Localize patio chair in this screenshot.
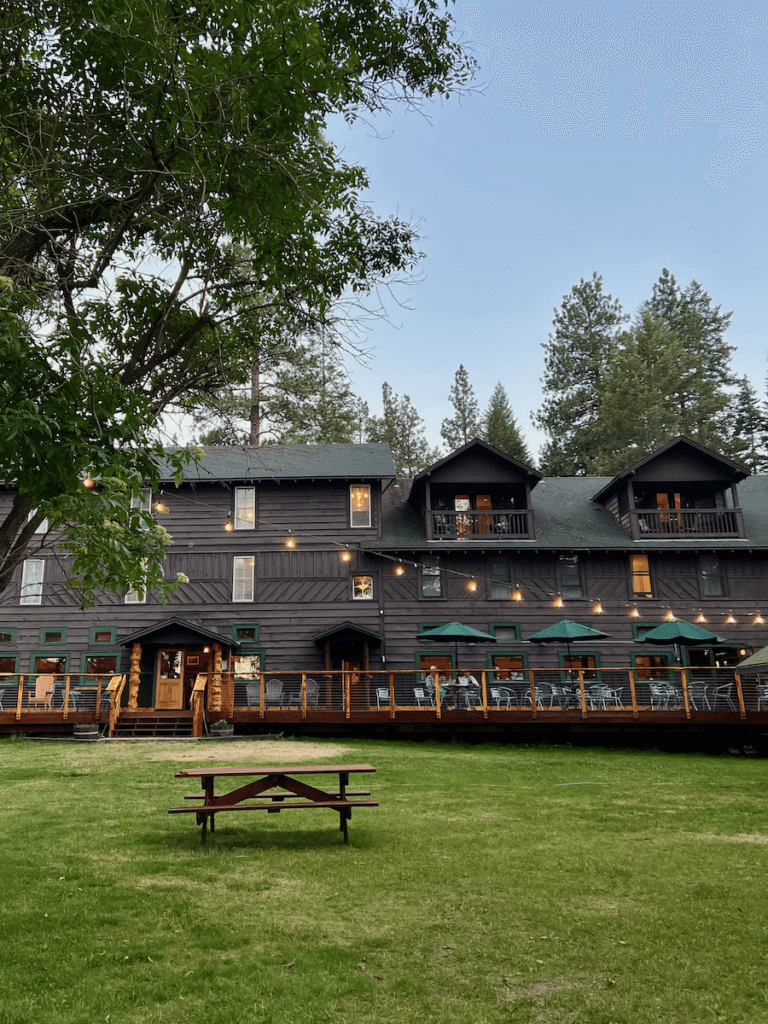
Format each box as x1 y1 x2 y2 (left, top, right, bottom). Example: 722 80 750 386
375 687 390 710
413 687 433 708
549 684 575 710
757 684 768 711
686 680 711 711
522 686 548 710
490 686 516 710
264 679 285 709
245 680 260 709
649 683 672 710
305 678 320 709
711 682 737 711
27 674 55 710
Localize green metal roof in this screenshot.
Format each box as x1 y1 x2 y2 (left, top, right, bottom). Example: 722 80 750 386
161 443 396 483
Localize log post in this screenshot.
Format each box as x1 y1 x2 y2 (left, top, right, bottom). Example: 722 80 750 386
128 643 141 710
210 643 222 713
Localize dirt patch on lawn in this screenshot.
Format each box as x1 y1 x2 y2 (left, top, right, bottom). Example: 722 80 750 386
147 739 353 764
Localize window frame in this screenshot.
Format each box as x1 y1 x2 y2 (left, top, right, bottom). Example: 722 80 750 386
80 651 121 681
558 554 583 600
39 626 67 645
0 627 17 647
234 486 256 530
486 649 529 681
413 649 456 672
30 650 71 675
630 650 673 682
20 559 45 606
629 553 654 598
0 652 20 675
130 488 152 512
417 621 451 639
89 626 117 645
232 649 266 678
488 621 521 641
349 484 372 528
233 556 255 603
558 650 602 684
420 565 443 600
232 623 261 643
351 575 374 600
699 554 725 598
632 621 664 641
488 560 512 600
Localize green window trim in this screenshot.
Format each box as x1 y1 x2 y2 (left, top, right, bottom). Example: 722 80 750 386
232 623 260 643
0 627 17 646
0 653 20 675
413 649 456 671
89 626 117 645
630 650 673 682
417 621 451 639
80 651 122 682
30 650 71 674
40 626 67 645
557 650 602 684
632 621 664 641
488 621 521 640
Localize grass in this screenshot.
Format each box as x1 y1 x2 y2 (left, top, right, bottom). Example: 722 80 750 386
2 736 768 1024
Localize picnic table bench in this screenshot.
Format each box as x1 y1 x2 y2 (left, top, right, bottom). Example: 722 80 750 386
169 764 377 845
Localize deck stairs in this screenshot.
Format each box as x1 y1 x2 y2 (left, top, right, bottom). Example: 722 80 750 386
111 711 194 739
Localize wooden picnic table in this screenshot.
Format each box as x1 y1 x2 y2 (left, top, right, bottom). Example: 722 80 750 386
169 764 377 845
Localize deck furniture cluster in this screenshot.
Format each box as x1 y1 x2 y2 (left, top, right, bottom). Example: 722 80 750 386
1 434 767 736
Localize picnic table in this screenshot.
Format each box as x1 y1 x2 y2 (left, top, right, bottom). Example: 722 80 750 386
169 764 377 845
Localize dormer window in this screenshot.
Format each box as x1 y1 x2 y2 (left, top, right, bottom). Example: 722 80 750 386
350 485 371 528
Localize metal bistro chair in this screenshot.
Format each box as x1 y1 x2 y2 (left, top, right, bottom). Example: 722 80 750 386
549 684 575 710
375 687 391 710
757 684 768 711
686 680 711 711
490 686 517 710
711 682 737 711
413 687 434 708
522 686 548 710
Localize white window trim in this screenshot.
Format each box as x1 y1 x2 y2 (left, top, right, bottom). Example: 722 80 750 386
350 484 372 528
234 486 256 530
20 559 44 606
27 509 49 534
130 488 152 512
233 556 255 603
352 575 374 600
125 560 148 604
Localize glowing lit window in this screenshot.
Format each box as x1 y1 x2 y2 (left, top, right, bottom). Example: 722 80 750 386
352 575 374 600
234 487 256 530
350 485 371 528
630 554 653 596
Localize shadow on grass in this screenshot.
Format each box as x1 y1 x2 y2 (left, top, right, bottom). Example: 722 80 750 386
162 823 377 854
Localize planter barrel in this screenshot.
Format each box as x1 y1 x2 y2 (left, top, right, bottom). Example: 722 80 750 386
210 724 234 738
73 723 99 742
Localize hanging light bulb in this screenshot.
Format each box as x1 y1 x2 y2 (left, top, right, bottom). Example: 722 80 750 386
593 600 603 615
554 594 564 609
726 611 736 624
224 513 234 532
696 611 707 623
512 585 523 602
665 609 676 621
395 564 405 576
630 605 640 618
154 501 167 513
754 612 764 625
340 548 352 563
467 578 477 592
285 531 296 549
83 475 95 489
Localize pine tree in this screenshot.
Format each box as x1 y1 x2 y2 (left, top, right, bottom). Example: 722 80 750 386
367 383 441 476
480 383 534 464
726 376 768 472
534 273 627 475
440 365 481 451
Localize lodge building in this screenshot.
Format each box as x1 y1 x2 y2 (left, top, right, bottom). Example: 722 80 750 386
2 435 768 737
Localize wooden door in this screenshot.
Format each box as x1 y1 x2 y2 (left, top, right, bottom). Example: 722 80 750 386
476 493 492 535
156 649 184 709
183 651 211 708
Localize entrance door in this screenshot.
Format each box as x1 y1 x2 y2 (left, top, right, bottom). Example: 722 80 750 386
156 649 184 709
182 650 212 708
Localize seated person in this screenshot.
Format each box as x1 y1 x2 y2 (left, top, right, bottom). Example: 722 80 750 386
456 668 479 709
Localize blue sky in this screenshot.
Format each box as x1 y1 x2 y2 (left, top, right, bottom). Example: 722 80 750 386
328 1 768 459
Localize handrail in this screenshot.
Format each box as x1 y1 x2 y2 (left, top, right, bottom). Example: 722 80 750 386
107 674 127 737
191 673 209 738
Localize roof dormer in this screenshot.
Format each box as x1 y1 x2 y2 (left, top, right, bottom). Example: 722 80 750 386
591 436 749 540
410 438 542 540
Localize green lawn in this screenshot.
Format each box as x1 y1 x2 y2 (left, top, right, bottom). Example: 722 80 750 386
3 736 768 1024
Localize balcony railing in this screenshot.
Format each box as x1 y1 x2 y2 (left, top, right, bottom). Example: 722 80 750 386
629 508 745 539
427 508 535 540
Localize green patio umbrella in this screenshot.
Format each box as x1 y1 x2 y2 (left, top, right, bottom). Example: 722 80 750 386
525 619 611 660
636 619 727 666
417 621 497 665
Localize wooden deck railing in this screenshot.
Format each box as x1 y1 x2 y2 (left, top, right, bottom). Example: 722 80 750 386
426 508 535 540
107 674 127 736
629 507 744 538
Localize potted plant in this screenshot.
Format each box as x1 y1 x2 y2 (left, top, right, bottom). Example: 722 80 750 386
209 719 234 738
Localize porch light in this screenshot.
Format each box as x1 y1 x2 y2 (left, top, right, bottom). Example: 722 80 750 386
593 600 603 615
726 611 736 624
630 605 640 618
512 586 523 602
696 612 707 623
553 594 564 609
203 646 210 653
755 613 764 625
467 578 477 592
665 609 676 621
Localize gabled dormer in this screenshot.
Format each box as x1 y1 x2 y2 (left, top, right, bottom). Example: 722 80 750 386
410 438 542 540
592 436 749 539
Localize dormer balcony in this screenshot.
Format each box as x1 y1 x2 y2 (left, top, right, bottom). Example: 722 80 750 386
628 507 745 539
427 508 535 540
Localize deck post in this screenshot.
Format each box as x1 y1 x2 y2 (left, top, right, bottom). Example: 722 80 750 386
735 672 746 719
481 670 488 719
15 673 24 720
301 673 307 718
389 672 395 719
95 676 103 723
680 668 691 719
259 672 265 719
63 674 71 720
628 670 639 718
578 670 587 719
128 643 141 710
435 677 442 719
344 672 351 718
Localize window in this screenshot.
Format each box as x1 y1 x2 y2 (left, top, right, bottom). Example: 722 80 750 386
0 654 18 674
559 555 582 599
489 653 527 680
350 485 371 528
632 652 672 681
560 652 600 682
0 629 16 646
233 557 255 602
130 488 152 512
232 624 260 642
27 509 49 533
90 627 117 644
700 555 724 597
630 554 653 597
489 561 512 599
233 651 264 678
40 628 66 645
124 582 146 604
421 566 442 598
352 575 374 600
33 653 68 675
83 654 119 677
234 487 256 530
489 622 521 641
20 559 44 605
